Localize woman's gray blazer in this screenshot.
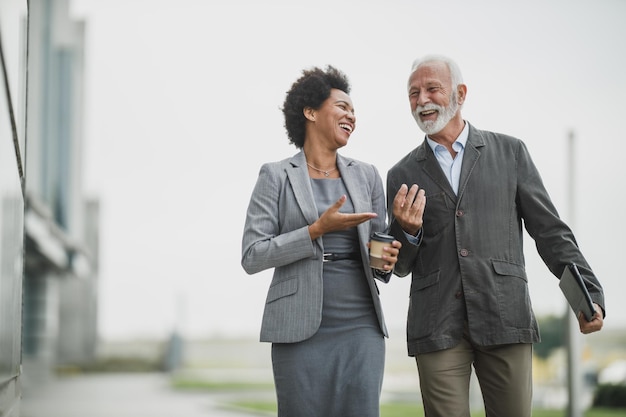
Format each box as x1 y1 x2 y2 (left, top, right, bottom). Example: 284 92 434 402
242 151 390 343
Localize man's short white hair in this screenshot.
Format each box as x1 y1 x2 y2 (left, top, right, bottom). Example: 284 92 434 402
407 54 464 92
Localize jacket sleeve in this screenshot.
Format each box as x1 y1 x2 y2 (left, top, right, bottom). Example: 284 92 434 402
388 219 420 277
241 163 316 275
515 140 605 314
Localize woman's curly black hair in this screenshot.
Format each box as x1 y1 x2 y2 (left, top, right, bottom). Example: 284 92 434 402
282 65 351 149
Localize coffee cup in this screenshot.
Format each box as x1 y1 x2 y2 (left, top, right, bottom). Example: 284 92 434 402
369 232 395 270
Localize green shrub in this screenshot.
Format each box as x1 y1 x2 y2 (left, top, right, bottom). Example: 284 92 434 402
592 384 626 408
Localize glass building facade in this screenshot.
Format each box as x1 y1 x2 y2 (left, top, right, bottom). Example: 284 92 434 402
23 0 98 372
0 1 27 415
0 1 99 413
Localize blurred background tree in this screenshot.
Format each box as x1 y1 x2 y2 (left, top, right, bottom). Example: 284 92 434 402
535 315 566 359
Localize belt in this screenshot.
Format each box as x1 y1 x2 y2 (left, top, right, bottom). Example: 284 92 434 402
323 252 361 262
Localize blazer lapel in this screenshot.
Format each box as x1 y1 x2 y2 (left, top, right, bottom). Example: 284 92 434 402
338 155 371 248
285 151 319 226
418 140 457 201
338 155 367 213
457 124 485 201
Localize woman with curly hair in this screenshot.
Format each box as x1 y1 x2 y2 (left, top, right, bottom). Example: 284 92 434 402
241 65 400 416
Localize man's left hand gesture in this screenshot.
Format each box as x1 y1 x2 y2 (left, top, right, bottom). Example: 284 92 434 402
579 303 604 334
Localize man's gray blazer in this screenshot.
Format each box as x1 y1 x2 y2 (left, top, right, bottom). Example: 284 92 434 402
242 151 390 343
386 123 605 356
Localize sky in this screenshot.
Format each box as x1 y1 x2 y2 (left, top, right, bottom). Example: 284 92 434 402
69 0 626 342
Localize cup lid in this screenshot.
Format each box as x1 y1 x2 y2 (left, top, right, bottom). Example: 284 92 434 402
370 232 395 242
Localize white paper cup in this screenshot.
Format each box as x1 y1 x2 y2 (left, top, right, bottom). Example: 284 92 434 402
369 232 395 270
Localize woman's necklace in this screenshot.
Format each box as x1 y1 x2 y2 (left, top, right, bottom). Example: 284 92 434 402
306 162 337 177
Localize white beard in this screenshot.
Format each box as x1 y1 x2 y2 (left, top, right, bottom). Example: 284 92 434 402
412 95 459 135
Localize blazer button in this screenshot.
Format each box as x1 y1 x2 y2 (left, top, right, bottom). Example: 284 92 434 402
460 249 469 257
455 291 463 299
456 210 464 217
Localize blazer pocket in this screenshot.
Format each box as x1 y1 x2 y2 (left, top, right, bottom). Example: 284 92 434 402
492 259 527 281
492 259 532 328
408 270 440 339
266 277 298 304
412 270 440 291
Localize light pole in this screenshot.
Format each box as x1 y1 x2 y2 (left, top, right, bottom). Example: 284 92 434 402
565 129 583 417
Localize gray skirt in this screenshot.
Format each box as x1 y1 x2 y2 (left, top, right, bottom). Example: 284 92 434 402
271 258 385 417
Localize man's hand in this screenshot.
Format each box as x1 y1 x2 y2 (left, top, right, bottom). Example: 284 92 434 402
393 184 426 236
579 303 604 334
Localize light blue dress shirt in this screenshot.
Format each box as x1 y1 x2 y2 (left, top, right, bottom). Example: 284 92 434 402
426 121 469 195
405 122 469 244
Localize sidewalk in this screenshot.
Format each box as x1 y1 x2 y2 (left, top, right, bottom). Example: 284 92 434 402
19 373 257 417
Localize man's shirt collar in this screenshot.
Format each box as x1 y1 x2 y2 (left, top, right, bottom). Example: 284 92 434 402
426 121 469 153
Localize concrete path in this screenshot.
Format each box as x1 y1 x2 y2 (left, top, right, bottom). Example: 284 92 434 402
19 373 258 417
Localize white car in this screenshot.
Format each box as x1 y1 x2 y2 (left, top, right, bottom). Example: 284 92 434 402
598 360 626 385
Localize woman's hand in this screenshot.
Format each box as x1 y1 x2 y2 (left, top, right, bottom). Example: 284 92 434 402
309 195 377 240
377 240 402 272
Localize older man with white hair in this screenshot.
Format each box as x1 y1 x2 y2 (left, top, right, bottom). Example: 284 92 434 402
385 54 606 417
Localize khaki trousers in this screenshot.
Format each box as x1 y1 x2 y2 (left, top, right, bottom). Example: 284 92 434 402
415 336 533 417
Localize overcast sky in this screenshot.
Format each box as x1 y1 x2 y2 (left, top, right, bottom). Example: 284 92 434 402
70 0 626 343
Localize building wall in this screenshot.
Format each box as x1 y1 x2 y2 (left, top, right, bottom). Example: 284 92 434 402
0 1 27 415
23 0 99 377
0 0 99 413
